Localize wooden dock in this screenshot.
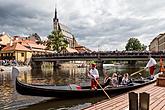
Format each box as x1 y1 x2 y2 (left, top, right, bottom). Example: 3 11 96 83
83 83 165 110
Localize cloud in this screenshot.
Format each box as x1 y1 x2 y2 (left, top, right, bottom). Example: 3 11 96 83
0 0 165 51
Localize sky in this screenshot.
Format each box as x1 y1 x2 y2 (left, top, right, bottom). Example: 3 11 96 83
0 0 165 51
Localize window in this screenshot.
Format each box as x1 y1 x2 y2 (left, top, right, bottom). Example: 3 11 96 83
21 53 24 57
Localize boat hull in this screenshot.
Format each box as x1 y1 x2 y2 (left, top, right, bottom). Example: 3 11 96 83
16 77 156 98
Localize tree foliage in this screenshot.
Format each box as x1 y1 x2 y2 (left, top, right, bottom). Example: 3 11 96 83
125 38 147 51
47 30 68 53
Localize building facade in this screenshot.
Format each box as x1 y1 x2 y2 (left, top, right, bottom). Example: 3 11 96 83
53 8 78 48
52 8 91 53
149 33 165 52
1 42 32 64
0 35 53 65
0 32 11 50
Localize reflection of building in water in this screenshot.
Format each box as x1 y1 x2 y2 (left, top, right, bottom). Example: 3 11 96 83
18 70 32 84
17 67 88 85
0 72 13 85
0 82 14 104
0 71 15 105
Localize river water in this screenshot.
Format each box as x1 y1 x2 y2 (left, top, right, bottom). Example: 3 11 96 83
0 64 149 110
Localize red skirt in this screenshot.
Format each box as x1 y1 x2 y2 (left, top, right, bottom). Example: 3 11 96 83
91 78 98 89
149 66 155 75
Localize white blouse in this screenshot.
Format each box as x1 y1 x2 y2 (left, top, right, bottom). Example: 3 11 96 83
88 68 99 79
146 58 157 68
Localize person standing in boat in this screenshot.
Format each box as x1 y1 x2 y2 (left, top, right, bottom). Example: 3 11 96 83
88 63 99 90
145 55 157 79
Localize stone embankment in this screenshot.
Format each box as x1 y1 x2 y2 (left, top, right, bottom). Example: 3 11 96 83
0 65 31 72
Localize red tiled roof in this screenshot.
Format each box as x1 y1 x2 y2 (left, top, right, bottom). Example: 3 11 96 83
66 47 78 53
13 39 46 49
2 43 31 51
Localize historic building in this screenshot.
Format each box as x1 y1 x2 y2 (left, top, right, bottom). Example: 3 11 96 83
0 32 11 50
53 8 91 53
53 8 78 49
0 35 53 64
149 33 165 52
1 42 32 64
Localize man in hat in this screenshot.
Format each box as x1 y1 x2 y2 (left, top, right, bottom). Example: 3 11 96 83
88 63 99 90
145 55 157 79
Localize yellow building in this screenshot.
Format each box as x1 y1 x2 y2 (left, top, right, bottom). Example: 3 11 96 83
1 42 32 64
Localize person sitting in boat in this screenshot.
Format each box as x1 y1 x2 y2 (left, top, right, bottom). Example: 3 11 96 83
145 55 157 79
117 74 123 85
111 73 118 87
103 72 111 88
121 73 130 85
88 63 99 90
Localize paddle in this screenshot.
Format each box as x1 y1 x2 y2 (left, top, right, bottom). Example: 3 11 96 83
94 78 111 99
89 73 111 99
130 68 146 77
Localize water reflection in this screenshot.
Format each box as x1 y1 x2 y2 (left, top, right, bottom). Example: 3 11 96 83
18 67 91 86
0 68 52 110
0 65 149 110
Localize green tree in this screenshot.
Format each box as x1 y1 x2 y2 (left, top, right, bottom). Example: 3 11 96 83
141 44 147 51
47 30 68 53
125 38 146 51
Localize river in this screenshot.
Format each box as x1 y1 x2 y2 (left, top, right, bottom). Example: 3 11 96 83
0 64 149 110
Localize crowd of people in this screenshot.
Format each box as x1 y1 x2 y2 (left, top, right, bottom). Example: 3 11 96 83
87 62 133 90
87 55 158 90
0 59 17 66
103 72 132 88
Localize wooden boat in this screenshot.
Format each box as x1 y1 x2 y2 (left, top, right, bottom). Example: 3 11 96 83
15 74 159 99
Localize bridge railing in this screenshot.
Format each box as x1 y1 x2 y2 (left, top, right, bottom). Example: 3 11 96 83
32 51 165 59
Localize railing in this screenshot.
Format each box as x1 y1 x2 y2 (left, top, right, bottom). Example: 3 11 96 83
32 51 165 61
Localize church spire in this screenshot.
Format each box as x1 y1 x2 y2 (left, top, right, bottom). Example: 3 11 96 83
53 8 58 22
53 1 59 30
54 8 57 20
53 0 58 23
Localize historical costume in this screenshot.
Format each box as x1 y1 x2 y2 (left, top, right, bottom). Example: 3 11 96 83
145 56 157 79
88 64 99 90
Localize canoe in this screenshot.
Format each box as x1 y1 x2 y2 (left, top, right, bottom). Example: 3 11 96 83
15 74 159 99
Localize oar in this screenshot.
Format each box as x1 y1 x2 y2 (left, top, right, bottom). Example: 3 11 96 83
94 78 111 99
130 68 146 77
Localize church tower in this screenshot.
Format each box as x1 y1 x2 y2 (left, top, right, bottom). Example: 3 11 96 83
53 8 59 31
52 5 78 49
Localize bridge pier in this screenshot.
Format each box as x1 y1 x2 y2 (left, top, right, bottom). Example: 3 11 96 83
31 61 43 69
96 60 104 75
128 60 137 66
53 61 60 69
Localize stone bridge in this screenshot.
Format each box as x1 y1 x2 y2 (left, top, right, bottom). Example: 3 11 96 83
31 51 165 69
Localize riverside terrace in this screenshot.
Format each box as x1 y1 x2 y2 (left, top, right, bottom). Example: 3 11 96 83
32 51 165 62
